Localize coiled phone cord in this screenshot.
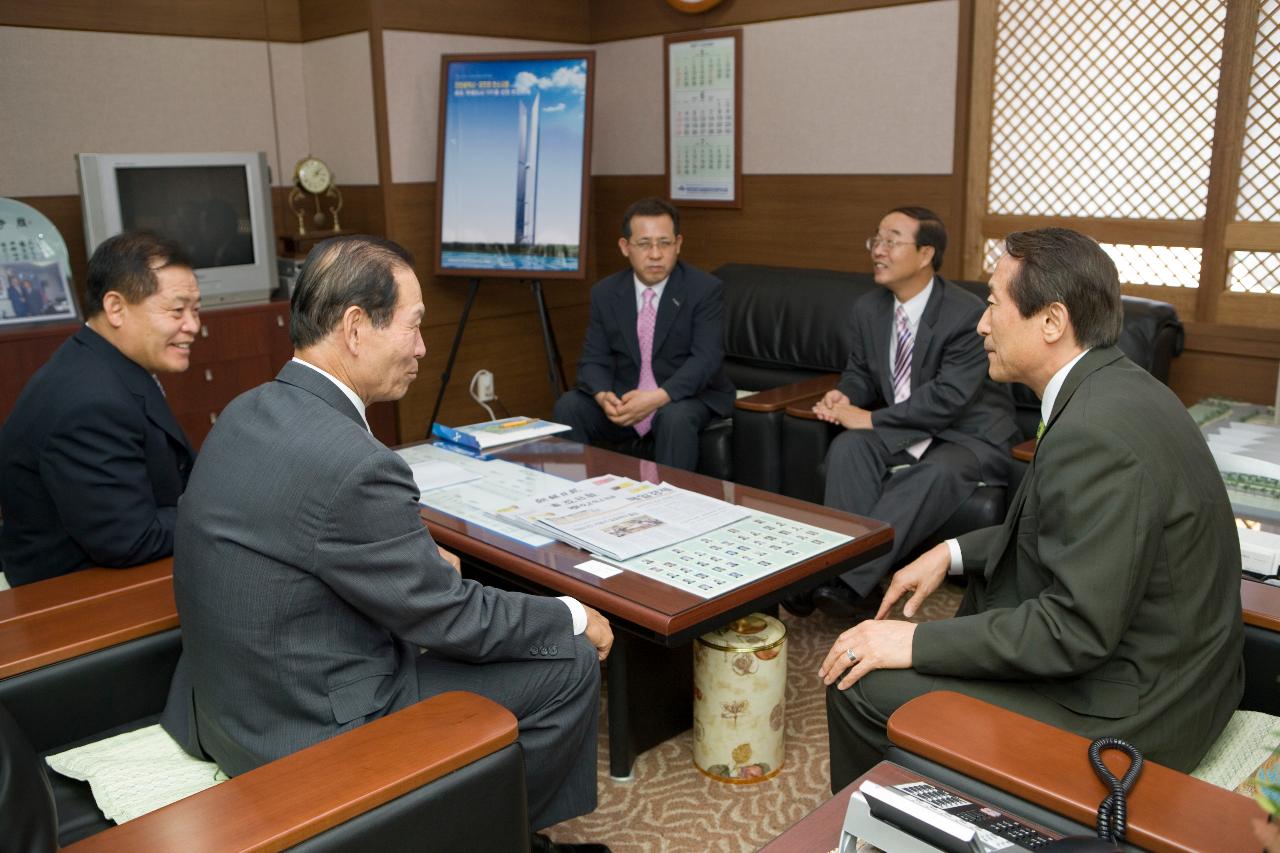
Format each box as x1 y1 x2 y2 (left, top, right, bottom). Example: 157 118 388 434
1089 737 1144 844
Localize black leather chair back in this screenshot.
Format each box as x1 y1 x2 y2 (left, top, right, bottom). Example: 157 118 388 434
0 700 58 853
718 263 868 391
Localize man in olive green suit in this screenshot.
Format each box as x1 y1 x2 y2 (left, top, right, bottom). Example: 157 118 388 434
821 228 1243 790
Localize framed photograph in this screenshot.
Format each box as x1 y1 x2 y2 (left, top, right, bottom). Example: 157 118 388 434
434 51 595 279
664 28 742 208
0 198 80 331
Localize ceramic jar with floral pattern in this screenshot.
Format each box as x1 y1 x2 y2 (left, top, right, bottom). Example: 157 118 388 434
693 612 787 783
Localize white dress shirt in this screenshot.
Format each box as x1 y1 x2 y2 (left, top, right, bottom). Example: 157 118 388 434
634 275 669 312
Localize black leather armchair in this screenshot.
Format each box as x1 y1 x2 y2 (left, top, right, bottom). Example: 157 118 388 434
0 624 530 852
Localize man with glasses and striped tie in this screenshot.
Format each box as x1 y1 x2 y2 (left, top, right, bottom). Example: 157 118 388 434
796 207 1017 621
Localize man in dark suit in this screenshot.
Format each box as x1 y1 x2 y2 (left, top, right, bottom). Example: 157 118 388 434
800 207 1018 619
0 232 198 586
553 197 734 472
161 236 612 852
821 228 1243 789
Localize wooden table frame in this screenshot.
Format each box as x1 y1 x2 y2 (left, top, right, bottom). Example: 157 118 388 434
415 437 892 777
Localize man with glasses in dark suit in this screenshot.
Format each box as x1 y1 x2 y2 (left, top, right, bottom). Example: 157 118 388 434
553 197 734 472
794 207 1018 621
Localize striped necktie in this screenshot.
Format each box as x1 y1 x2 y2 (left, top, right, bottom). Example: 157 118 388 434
892 305 913 404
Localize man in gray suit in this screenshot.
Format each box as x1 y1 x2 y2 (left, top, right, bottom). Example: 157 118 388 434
821 228 1243 790
799 207 1018 620
162 236 613 850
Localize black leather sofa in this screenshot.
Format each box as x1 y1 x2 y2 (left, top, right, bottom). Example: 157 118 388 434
0 629 530 852
718 262 1183 543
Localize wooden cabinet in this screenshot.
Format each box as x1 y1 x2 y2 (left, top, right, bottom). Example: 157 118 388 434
0 302 399 449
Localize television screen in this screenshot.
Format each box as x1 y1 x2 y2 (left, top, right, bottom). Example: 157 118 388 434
116 166 256 269
77 151 276 307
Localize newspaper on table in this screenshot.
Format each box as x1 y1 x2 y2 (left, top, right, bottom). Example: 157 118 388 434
396 443 564 547
615 511 854 598
498 475 750 561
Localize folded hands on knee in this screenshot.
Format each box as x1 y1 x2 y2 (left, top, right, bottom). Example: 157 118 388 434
812 389 873 430
595 388 670 427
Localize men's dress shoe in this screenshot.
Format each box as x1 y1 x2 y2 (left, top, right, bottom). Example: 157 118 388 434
781 587 817 617
531 832 612 853
811 582 882 622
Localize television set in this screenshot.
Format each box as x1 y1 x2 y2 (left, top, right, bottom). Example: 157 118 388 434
76 151 277 307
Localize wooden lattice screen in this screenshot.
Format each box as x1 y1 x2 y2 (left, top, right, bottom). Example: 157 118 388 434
980 0 1228 290
1229 1 1280 294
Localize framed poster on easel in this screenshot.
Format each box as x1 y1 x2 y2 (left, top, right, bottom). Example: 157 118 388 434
664 28 742 208
434 51 594 279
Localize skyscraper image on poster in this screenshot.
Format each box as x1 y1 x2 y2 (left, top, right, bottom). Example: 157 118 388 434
435 52 594 278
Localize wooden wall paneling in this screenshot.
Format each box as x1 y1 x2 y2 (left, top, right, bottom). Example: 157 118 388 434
395 302 590 438
1114 283 1198 322
297 0 370 42
1169 350 1280 407
265 0 303 42
594 174 958 278
1196 0 1261 325
962 0 997 279
981 216 1204 249
1224 221 1280 250
948 0 974 258
273 184 386 248
0 0 288 40
383 0 591 43
1203 289 1280 329
588 0 941 43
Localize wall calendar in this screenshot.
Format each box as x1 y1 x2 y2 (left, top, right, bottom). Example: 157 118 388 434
664 29 742 208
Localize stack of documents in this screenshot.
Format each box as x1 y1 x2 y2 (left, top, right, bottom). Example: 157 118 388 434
432 417 570 451
497 474 750 561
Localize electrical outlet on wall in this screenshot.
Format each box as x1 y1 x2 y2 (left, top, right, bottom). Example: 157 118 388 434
473 369 496 402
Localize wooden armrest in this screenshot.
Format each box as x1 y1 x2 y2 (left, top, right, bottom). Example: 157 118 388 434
64 691 519 853
734 374 839 413
784 393 826 419
0 580 177 680
887 691 1258 852
1243 577 1280 632
1011 439 1036 462
0 559 173 626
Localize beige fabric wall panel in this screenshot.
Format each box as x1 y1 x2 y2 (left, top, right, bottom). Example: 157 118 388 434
1 26 283 197
591 37 664 176
268 42 310 185
382 31 579 185
742 2 958 175
302 32 379 186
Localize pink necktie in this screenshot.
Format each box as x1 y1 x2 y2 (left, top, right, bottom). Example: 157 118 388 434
635 288 658 437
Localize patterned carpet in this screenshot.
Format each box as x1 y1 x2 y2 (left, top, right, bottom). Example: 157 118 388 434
548 582 964 852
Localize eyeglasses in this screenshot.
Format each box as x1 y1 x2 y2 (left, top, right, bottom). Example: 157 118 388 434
865 237 918 251
629 239 677 252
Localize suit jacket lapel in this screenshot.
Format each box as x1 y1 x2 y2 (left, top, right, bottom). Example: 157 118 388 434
76 325 193 454
981 346 1125 580
612 274 641 366
1041 346 1125 438
872 291 896 403
651 262 687 355
911 279 945 387
275 360 367 430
